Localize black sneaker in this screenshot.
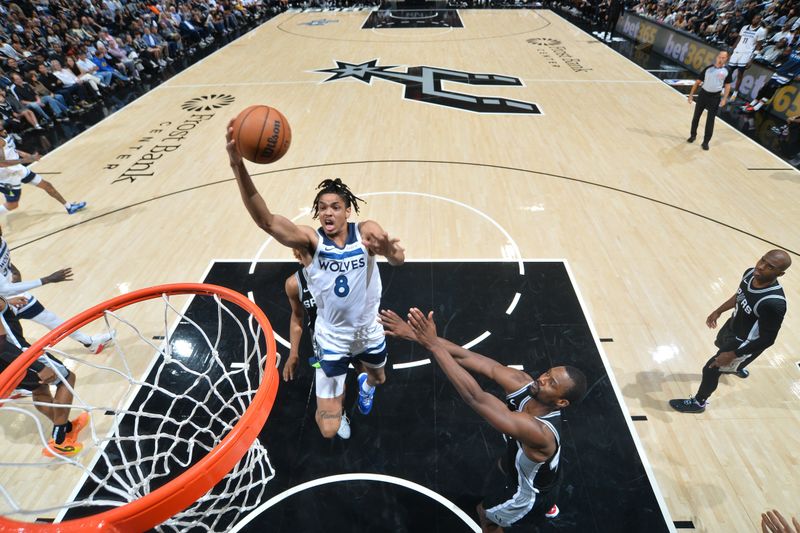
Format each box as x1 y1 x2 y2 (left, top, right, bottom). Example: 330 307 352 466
669 397 706 413
736 368 749 379
686 136 696 143
701 143 709 151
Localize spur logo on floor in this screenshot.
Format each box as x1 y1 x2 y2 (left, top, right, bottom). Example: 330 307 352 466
314 59 541 114
105 94 235 184
526 38 591 73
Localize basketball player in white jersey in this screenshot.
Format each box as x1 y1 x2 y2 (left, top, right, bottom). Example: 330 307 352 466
728 14 768 101
381 308 587 531
0 126 86 216
227 123 405 440
0 225 113 353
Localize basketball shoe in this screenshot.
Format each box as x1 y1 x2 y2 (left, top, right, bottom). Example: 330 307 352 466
42 438 83 458
546 505 560 518
66 201 87 214
87 330 115 354
337 413 351 440
67 412 90 441
669 397 707 413
357 373 375 415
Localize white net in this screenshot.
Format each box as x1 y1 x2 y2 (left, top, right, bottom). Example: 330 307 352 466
0 289 277 531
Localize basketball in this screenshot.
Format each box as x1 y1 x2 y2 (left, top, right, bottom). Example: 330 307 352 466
231 105 292 164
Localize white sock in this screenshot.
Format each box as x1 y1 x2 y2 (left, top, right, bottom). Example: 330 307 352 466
63 202 71 209
31 308 93 345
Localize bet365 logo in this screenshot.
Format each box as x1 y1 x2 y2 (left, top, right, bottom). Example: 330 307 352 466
315 59 541 115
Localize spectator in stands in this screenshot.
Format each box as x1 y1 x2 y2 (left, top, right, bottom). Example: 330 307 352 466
91 47 131 85
744 46 800 112
49 59 97 103
0 87 41 131
9 73 60 125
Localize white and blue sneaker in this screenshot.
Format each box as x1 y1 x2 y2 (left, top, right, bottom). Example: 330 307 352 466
337 413 351 439
357 372 374 415
66 201 87 214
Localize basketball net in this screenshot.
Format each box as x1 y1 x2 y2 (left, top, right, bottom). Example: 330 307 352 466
0 284 278 532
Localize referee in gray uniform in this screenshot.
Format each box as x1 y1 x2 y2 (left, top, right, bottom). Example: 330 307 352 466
687 51 732 151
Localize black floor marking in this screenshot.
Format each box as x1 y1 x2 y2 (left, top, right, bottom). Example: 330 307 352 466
600 338 614 342
34 518 55 523
207 260 672 532
747 168 795 171
674 520 695 528
152 335 165 340
13 159 796 257
631 415 648 421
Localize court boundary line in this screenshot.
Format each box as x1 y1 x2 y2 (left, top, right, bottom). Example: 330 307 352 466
562 259 677 533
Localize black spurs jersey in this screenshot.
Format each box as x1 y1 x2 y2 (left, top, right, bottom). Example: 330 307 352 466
731 268 786 357
295 268 317 334
503 382 562 492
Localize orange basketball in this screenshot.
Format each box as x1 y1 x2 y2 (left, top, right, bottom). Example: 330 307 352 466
231 105 292 164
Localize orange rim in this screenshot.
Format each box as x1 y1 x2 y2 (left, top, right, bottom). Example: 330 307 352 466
0 283 279 532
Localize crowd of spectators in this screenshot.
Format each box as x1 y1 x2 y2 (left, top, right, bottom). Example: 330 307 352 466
628 0 799 68
1 0 287 146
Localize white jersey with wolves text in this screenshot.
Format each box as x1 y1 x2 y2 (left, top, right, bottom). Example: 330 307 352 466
0 134 30 184
304 222 381 330
730 25 768 65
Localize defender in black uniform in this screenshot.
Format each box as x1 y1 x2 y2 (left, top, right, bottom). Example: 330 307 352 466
670 250 791 413
282 259 318 383
381 308 587 531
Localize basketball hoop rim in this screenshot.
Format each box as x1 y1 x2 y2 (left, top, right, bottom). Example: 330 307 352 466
0 283 279 533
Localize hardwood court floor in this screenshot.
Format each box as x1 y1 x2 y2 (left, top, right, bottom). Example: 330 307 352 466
1 8 798 532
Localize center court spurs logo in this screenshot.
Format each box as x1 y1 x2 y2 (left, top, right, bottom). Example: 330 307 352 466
315 59 541 114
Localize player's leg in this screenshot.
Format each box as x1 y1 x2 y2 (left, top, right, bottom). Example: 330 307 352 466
354 326 387 415
0 184 22 214
476 503 503 533
314 368 349 440
688 95 706 142
16 297 112 353
25 172 86 214
40 355 84 457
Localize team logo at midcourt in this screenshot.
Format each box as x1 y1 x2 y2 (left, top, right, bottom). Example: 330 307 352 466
314 59 541 114
181 94 236 112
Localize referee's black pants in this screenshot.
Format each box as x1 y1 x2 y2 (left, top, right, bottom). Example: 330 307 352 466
690 89 721 144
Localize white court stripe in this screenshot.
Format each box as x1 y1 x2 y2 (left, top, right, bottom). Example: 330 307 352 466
227 473 480 533
505 292 521 315
393 358 431 369
463 331 490 350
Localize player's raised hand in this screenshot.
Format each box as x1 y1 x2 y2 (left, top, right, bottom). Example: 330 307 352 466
407 308 438 350
42 268 73 284
363 231 403 257
378 309 416 341
225 119 243 167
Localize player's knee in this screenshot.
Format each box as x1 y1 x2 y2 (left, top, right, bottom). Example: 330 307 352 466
369 371 386 386
5 202 18 211
316 416 340 439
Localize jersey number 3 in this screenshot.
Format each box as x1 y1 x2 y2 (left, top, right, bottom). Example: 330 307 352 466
334 275 350 297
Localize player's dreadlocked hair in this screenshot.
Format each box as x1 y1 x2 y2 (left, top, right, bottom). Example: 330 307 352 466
311 179 366 219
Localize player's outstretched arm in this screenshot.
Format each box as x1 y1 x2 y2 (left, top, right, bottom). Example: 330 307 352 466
359 220 405 266
407 308 553 455
226 120 315 250
379 309 531 393
283 275 303 382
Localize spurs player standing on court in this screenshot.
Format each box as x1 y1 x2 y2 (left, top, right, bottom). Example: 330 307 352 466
670 250 790 413
381 308 587 531
0 126 86 215
227 122 405 440
727 14 768 102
